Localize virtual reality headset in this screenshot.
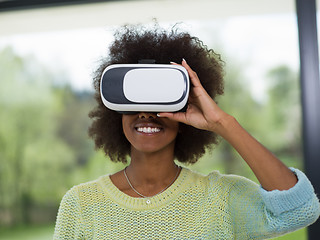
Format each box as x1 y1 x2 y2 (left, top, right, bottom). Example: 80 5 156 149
100 64 190 113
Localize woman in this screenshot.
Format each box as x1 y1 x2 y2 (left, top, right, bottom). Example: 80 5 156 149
54 24 320 239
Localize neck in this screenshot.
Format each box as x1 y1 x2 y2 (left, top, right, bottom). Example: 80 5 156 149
127 148 178 185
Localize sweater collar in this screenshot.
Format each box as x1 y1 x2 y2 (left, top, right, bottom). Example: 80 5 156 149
98 167 190 210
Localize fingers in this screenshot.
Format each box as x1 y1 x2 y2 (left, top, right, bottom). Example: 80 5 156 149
170 59 203 88
157 111 188 124
170 58 212 107
170 61 179 65
181 59 202 88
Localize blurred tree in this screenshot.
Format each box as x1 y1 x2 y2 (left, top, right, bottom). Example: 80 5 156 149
54 87 95 166
218 61 264 177
262 65 303 168
0 47 76 225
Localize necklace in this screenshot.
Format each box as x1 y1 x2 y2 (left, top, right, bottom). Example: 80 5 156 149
123 166 180 202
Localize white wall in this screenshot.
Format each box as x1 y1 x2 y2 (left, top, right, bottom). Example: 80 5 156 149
0 0 295 36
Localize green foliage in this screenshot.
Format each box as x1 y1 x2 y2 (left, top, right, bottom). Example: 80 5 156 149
0 48 77 225
271 227 307 240
0 47 125 226
54 87 96 166
0 224 55 240
70 150 126 185
262 66 301 147
261 65 303 169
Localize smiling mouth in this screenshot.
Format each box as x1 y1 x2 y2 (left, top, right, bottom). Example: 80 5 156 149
136 127 162 133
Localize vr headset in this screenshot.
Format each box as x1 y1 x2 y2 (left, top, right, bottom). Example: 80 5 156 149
100 63 190 113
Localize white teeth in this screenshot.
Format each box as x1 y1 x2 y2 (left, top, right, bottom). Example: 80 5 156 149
137 127 161 133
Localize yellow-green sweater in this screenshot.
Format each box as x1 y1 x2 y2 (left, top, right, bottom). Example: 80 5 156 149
54 167 320 239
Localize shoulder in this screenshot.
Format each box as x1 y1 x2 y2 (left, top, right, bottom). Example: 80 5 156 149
198 168 259 190
62 175 111 202
182 167 259 194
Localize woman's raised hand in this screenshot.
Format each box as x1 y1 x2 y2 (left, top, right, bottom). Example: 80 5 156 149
159 59 298 191
158 59 230 135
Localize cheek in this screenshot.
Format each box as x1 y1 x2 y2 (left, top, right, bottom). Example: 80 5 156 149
123 127 133 144
160 122 180 146
122 117 132 141
166 121 180 135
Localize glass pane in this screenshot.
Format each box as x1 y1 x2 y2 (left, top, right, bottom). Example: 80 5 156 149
0 1 307 239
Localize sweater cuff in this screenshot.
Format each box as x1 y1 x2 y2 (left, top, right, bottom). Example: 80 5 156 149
259 167 315 216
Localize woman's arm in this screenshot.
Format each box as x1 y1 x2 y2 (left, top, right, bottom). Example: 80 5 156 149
217 114 297 191
159 59 297 191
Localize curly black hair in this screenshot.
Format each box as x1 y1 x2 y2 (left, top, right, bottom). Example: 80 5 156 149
88 23 225 164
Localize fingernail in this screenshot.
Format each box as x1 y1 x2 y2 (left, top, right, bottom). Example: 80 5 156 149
182 58 187 63
170 61 177 64
157 113 161 117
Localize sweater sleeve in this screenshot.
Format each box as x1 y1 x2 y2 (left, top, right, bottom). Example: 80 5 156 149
53 186 84 240
225 168 320 239
259 168 319 216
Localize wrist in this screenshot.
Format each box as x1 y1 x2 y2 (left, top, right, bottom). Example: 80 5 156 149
210 113 237 137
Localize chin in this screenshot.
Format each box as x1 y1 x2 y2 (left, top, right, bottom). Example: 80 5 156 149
131 141 175 156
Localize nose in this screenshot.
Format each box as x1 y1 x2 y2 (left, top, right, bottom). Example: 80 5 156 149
138 112 157 119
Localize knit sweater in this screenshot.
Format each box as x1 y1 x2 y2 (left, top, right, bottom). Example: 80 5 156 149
54 167 320 239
